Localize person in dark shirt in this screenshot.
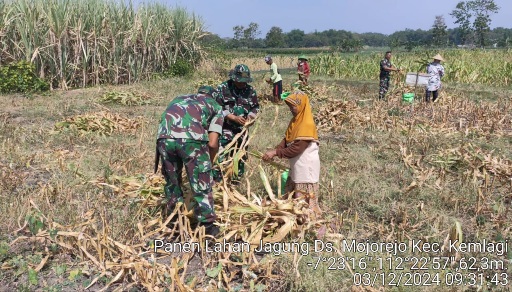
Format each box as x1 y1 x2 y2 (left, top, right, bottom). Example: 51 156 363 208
379 51 401 100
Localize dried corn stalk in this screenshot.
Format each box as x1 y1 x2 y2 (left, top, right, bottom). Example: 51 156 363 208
98 90 150 106
55 111 143 136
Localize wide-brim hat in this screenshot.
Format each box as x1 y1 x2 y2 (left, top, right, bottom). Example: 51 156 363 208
298 54 308 61
433 54 444 62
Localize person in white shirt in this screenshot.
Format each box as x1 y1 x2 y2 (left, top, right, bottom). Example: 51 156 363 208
425 54 445 103
264 55 283 103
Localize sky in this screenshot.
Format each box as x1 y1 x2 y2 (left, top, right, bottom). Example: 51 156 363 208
135 0 511 38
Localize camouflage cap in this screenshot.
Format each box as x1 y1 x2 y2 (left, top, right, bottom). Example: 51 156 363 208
229 64 253 83
197 85 216 96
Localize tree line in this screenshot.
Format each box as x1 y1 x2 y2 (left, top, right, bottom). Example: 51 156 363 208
202 0 510 51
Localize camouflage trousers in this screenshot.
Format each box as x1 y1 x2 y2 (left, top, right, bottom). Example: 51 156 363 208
213 135 248 183
379 77 390 99
157 138 216 223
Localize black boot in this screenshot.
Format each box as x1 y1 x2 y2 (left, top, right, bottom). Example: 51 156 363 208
201 222 220 237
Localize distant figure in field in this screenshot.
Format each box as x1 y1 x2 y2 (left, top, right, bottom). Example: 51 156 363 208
378 51 401 100
425 54 445 103
264 55 283 103
297 54 310 85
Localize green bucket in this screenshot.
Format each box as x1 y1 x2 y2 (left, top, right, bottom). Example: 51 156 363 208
280 169 289 195
402 92 414 102
281 92 291 100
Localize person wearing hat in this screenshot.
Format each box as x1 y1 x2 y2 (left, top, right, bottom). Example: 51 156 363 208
264 55 283 103
425 54 445 103
297 54 310 85
214 64 260 184
154 86 224 237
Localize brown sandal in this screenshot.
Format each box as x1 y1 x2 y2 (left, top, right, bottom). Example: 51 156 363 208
307 193 322 217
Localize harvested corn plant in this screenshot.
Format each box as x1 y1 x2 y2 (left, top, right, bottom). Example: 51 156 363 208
9 115 329 291
2 67 512 291
99 90 150 106
55 111 142 136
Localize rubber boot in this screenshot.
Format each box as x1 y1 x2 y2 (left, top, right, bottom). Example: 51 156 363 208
201 222 220 237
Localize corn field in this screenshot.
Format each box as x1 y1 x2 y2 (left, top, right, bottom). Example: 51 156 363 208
0 0 207 89
1 71 511 290
309 49 512 87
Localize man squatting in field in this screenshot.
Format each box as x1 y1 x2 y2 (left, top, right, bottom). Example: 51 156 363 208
155 86 223 236
213 64 260 184
379 51 401 100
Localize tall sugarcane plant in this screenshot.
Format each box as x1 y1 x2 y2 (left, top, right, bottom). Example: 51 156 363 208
0 0 208 89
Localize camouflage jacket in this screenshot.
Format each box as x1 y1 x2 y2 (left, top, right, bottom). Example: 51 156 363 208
216 80 259 140
379 58 392 79
157 93 224 141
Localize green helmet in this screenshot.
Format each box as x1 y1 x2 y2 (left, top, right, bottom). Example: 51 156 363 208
298 54 308 61
229 64 253 83
197 85 216 96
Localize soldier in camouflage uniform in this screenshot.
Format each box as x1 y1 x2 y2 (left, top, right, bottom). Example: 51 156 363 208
379 51 401 100
214 64 259 183
155 86 223 236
